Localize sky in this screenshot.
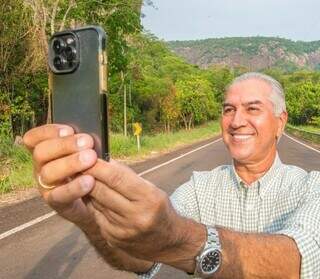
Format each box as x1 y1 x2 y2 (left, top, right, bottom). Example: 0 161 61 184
141 0 320 42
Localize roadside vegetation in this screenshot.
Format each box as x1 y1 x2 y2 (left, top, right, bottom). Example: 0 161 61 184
0 121 220 194
286 124 320 145
112 121 220 159
287 125 320 134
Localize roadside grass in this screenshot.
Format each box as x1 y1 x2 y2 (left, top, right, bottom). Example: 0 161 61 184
111 121 221 159
0 121 221 194
286 123 320 145
0 138 33 194
287 124 319 134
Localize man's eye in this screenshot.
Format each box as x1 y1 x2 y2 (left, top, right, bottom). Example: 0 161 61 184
223 108 234 114
248 107 259 111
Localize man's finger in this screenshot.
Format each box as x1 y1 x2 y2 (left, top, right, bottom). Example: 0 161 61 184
86 159 151 200
23 124 74 151
40 149 97 185
89 180 132 217
46 175 95 208
90 199 127 226
33 133 94 167
88 203 129 245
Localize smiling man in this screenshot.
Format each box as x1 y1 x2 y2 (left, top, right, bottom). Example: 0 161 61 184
23 72 320 279
221 74 287 183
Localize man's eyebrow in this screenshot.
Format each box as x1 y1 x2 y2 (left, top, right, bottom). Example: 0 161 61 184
223 100 263 107
223 103 235 108
243 100 263 106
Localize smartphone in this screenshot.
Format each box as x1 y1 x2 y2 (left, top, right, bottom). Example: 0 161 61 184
48 26 109 161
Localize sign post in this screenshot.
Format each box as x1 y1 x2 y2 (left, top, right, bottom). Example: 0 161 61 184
133 122 142 152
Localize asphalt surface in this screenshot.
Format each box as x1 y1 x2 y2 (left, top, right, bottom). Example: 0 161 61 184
0 134 319 279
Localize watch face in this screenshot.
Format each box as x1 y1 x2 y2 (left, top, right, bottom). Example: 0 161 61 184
201 250 221 273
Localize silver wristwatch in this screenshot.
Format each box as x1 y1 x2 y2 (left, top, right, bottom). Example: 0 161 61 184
192 225 222 278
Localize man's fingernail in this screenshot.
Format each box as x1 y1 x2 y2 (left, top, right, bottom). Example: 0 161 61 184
80 176 94 191
77 137 87 148
79 150 93 164
59 128 71 137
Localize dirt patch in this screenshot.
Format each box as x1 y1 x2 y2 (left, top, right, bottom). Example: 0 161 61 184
0 187 39 208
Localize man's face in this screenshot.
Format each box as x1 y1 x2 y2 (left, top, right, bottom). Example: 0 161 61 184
221 79 287 164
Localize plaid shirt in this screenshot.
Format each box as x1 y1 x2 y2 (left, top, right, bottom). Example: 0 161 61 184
139 154 320 279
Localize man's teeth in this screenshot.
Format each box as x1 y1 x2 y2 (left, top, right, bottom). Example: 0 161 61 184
233 135 252 140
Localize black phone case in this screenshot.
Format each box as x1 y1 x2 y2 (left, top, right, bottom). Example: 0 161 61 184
49 26 109 160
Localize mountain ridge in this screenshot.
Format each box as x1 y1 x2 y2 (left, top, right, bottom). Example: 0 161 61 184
166 36 320 71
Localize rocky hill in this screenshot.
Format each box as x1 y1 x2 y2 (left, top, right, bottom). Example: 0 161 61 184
167 37 320 72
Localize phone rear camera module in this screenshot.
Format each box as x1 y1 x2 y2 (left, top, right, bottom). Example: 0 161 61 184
53 56 67 70
65 46 77 61
52 38 66 54
49 32 79 74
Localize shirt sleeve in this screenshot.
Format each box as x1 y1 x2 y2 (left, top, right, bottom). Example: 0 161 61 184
274 171 320 279
170 174 201 222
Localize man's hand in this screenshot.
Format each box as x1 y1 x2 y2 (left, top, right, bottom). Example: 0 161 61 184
86 159 206 272
23 124 155 273
23 124 98 229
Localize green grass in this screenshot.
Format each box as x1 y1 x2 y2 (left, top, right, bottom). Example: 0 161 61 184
286 124 320 144
0 121 221 194
287 124 320 134
0 137 33 194
111 121 221 159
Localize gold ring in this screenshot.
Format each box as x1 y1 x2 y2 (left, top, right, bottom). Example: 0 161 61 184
38 175 56 190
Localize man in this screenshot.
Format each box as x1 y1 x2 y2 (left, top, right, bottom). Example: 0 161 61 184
23 72 320 279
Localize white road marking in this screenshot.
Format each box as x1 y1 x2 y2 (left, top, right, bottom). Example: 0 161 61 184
138 138 223 176
0 137 223 240
0 211 56 240
284 133 320 154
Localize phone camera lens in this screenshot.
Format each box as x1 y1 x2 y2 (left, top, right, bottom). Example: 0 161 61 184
53 38 66 54
66 37 75 45
65 46 77 61
53 56 67 70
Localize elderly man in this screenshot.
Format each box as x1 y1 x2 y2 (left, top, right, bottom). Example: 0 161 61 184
23 72 320 279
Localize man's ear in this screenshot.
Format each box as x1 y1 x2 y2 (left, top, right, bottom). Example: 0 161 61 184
276 111 288 139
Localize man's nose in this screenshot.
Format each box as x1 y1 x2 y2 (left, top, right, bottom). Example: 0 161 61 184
230 110 247 128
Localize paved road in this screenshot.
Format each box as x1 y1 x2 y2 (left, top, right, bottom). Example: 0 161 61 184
0 134 319 279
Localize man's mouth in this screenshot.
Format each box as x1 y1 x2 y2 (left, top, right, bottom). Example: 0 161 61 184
230 133 254 142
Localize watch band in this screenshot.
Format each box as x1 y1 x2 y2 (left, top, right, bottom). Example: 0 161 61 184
204 226 221 250
191 225 222 278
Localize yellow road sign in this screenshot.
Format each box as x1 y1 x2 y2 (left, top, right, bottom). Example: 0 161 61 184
133 122 142 136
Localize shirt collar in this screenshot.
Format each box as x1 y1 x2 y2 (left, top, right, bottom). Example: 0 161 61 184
230 153 283 199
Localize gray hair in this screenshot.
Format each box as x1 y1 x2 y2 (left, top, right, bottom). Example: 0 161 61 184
226 72 286 116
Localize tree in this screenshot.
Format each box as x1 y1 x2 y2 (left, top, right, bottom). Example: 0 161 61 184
160 85 180 132
0 0 33 138
176 75 218 130
286 81 320 125
205 65 235 104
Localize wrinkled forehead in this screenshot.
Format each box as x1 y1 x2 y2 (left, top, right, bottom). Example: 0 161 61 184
224 78 273 105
